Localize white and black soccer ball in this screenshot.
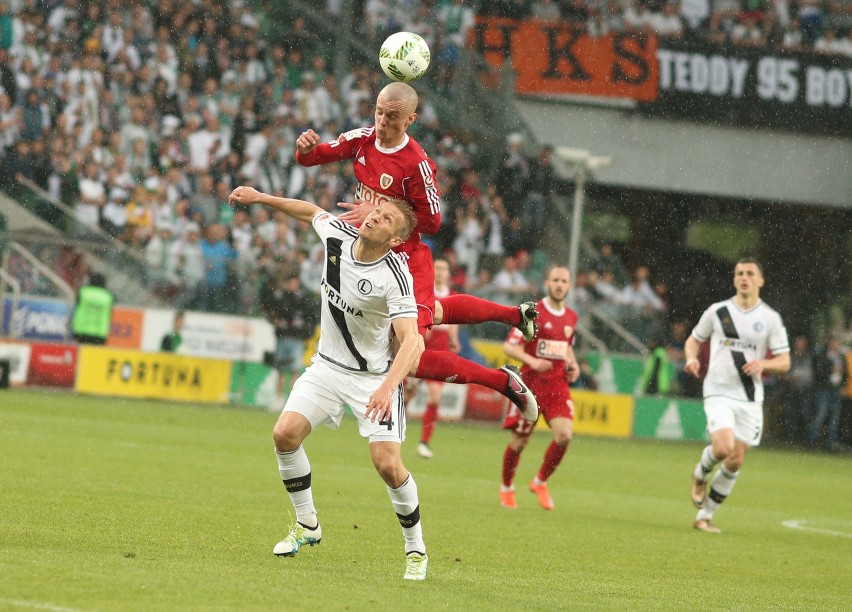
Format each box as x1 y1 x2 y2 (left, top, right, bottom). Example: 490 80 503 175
379 32 430 83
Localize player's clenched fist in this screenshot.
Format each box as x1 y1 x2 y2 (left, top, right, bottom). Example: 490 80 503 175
229 185 262 205
296 129 321 155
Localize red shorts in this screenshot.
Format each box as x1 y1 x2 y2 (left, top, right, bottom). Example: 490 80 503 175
502 380 573 436
402 243 436 335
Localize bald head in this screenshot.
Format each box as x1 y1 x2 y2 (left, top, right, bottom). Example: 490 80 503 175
374 83 419 148
378 82 419 114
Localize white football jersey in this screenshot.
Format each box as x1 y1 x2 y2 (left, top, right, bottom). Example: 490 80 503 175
692 298 789 403
310 213 417 374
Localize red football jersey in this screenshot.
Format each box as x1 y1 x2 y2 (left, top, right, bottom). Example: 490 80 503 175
506 299 579 386
296 127 441 257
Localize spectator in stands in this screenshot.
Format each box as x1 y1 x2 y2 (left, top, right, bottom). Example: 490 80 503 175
101 186 129 239
532 0 562 22
74 161 106 231
621 265 665 342
495 132 529 220
779 335 815 443
491 255 532 306
806 335 848 451
436 0 476 92
199 223 236 313
593 242 629 286
652 2 686 38
260 267 319 400
798 0 825 45
171 222 205 309
523 144 555 248
145 223 178 298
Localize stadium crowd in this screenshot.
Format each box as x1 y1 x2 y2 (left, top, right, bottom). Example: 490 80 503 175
0 0 670 328
342 0 852 57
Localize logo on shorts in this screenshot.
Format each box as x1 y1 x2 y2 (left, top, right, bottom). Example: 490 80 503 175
357 279 373 295
380 173 394 190
753 321 764 332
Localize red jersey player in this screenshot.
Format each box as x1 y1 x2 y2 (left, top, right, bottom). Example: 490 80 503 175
405 257 460 459
499 265 581 510
295 81 538 421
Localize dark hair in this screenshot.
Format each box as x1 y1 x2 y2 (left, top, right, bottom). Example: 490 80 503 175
736 257 763 274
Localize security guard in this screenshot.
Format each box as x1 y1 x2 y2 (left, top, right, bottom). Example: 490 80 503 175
70 273 114 345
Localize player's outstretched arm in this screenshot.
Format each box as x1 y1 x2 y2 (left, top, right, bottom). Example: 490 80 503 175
365 317 424 422
229 186 322 224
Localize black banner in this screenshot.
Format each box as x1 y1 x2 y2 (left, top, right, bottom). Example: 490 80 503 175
642 40 852 136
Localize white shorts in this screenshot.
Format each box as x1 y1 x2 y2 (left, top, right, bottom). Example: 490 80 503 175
283 359 406 443
703 396 763 447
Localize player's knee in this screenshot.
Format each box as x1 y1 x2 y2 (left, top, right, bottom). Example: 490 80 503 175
373 457 405 487
712 440 734 459
510 434 530 451
554 431 572 447
272 423 299 452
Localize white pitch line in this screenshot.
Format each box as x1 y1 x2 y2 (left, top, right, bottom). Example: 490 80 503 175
0 598 81 612
782 520 852 539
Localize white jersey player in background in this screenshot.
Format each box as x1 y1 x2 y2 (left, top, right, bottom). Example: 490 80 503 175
229 185 430 580
684 258 790 534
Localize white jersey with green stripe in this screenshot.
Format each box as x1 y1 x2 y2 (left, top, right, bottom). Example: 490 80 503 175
692 298 789 404
310 212 417 374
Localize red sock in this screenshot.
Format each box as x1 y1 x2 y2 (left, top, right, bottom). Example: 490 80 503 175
502 446 522 487
537 441 568 482
415 350 509 393
439 294 521 326
421 402 438 444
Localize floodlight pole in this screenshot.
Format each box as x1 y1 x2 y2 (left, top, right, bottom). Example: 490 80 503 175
567 165 587 283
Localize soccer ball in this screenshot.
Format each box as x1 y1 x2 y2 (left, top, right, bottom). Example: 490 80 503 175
379 32 430 83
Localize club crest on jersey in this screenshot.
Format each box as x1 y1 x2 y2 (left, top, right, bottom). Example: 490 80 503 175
357 279 373 295
753 321 764 332
565 325 573 338
380 173 394 190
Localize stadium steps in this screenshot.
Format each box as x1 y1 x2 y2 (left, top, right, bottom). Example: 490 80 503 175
0 188 163 307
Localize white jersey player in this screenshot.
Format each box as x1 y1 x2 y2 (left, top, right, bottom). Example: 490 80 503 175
684 258 790 534
228 185 430 580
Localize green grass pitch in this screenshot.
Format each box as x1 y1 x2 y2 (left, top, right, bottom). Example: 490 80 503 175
1 389 850 610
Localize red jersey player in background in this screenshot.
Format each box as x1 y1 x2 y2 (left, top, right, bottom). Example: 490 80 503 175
405 257 460 459
296 81 538 421
500 265 581 510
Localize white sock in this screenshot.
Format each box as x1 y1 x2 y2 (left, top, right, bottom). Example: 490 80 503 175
275 446 317 526
387 475 425 555
500 484 514 493
694 445 719 482
696 465 739 521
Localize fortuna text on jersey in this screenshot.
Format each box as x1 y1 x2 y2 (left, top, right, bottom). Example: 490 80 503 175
321 278 365 317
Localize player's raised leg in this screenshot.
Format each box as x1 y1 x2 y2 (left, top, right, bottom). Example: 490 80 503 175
414 352 538 421
437 294 540 341
272 410 322 556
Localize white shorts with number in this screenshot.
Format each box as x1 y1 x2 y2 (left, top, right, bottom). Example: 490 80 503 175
703 396 764 447
283 359 406 443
